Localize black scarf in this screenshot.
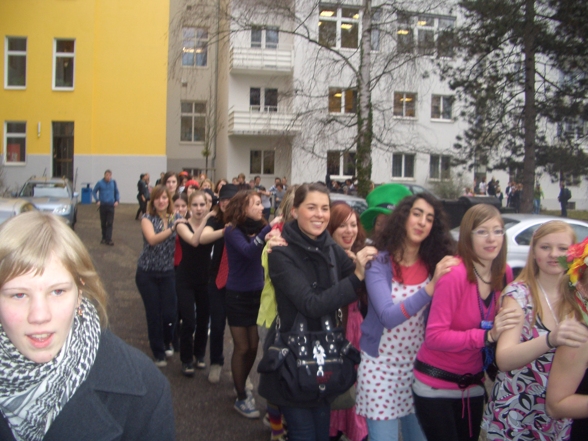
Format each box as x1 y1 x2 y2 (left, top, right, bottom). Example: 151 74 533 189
238 217 266 237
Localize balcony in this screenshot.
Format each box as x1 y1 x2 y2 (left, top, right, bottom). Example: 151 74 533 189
228 108 301 136
230 45 294 75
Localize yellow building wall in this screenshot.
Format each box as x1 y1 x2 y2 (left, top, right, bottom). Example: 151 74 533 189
0 0 168 157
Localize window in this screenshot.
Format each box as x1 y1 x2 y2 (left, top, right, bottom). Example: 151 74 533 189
250 150 275 174
437 18 455 58
417 16 435 56
392 153 415 178
5 37 26 88
429 155 451 180
327 151 356 176
371 8 382 51
396 14 414 54
397 14 455 57
558 119 586 140
251 26 279 49
328 88 357 114
4 122 26 164
319 6 360 49
180 102 206 142
393 92 417 118
53 39 75 89
182 27 208 67
250 88 278 112
431 95 453 120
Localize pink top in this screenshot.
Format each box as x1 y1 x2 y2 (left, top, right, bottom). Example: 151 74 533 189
414 261 512 390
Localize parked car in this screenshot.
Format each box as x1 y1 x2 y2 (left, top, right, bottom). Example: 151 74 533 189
18 177 78 228
0 197 37 225
451 214 588 276
329 193 368 214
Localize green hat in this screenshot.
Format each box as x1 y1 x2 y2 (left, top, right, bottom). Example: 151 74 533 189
360 184 412 232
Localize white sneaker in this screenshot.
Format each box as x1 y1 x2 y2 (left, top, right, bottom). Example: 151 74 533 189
208 364 222 384
154 358 167 368
234 396 260 419
246 376 254 391
164 344 174 358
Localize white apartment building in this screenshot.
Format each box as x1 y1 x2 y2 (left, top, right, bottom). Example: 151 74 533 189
167 0 587 209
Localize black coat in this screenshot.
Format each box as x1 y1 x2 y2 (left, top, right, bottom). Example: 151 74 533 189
258 221 360 407
0 330 175 441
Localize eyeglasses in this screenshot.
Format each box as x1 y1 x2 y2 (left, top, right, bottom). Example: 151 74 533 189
471 229 505 238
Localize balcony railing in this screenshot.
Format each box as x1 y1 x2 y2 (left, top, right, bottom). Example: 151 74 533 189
230 45 294 74
228 109 301 135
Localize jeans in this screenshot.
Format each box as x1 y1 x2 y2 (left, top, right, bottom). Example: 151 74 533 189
136 268 177 360
176 282 209 363
561 202 568 217
280 404 330 441
208 281 227 366
413 393 485 441
367 413 426 441
533 198 540 214
99 204 115 241
263 207 271 222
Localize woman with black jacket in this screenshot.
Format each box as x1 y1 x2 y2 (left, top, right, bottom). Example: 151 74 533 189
259 183 376 441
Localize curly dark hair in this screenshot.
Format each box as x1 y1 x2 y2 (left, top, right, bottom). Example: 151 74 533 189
224 189 267 227
373 193 455 280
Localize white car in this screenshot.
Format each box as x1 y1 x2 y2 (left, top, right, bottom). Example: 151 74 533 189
0 197 36 225
451 214 588 276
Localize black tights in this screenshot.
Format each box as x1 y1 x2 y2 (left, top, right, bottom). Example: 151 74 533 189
230 325 258 400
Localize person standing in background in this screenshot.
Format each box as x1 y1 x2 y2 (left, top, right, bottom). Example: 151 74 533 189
558 181 572 218
136 173 150 220
92 169 119 246
533 183 544 215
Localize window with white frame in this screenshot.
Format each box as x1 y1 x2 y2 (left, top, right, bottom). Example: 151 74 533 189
431 95 453 120
393 92 417 118
182 27 208 67
558 118 586 140
180 102 206 142
327 150 356 176
328 88 357 114
250 88 278 112
4 121 26 164
396 14 455 57
392 153 415 178
53 39 75 89
5 37 27 88
430 154 451 180
250 150 275 174
319 6 360 49
251 26 279 49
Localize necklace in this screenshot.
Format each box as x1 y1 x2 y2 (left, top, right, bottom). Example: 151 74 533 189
537 281 559 325
473 266 491 285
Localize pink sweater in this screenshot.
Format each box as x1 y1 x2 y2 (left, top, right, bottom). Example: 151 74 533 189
414 261 512 390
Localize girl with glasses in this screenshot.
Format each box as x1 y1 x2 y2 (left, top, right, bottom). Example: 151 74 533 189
412 204 520 441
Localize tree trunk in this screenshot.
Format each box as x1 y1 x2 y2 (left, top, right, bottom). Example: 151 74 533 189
356 0 373 198
521 0 536 213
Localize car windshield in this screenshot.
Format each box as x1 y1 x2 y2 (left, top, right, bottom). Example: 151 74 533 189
21 183 70 198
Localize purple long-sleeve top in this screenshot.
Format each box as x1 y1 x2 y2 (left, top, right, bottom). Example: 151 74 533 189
224 224 271 292
359 250 432 357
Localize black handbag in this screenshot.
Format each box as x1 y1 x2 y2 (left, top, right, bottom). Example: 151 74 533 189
258 312 361 404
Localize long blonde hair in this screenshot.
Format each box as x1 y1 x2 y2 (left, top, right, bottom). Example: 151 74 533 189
0 212 108 326
514 220 575 326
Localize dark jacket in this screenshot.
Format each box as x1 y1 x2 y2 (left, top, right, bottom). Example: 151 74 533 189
0 330 175 441
258 221 360 407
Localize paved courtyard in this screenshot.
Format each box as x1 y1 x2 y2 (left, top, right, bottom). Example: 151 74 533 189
76 203 268 441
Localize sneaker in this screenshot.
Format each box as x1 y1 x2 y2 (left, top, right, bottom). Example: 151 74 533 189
234 396 260 419
246 376 254 391
105 240 114 246
195 358 206 369
182 362 195 377
208 364 222 384
154 358 167 368
164 344 174 358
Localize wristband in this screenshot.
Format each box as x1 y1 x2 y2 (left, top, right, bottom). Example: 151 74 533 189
546 331 556 349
